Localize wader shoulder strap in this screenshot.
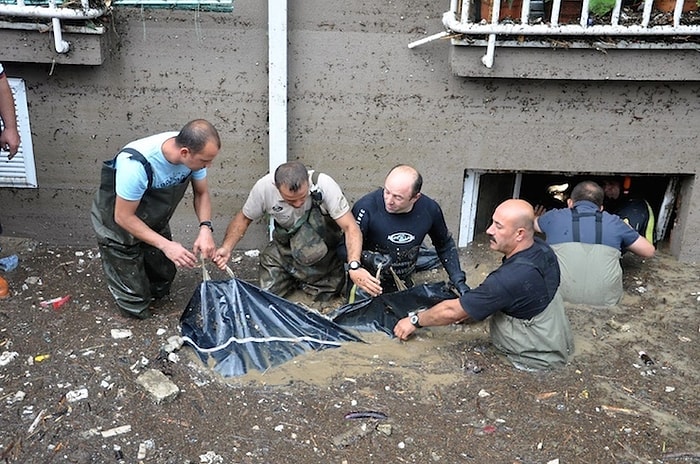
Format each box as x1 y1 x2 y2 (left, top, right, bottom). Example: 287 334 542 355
571 208 602 244
118 147 154 190
309 170 323 205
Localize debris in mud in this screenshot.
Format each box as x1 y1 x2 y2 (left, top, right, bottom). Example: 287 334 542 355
135 369 180 404
39 294 71 310
332 422 375 448
344 410 388 420
639 350 655 365
0 351 19 366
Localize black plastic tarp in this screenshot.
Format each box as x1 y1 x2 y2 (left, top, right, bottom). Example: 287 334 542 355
180 277 364 377
328 282 459 336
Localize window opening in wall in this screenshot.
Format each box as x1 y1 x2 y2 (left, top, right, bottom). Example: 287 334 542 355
0 78 36 188
459 170 683 248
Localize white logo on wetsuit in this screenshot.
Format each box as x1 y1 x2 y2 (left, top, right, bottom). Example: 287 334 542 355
388 232 415 244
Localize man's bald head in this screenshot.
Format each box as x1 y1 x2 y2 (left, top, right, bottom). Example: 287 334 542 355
383 164 423 214
487 199 536 258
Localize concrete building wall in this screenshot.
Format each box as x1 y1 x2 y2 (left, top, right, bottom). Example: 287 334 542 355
1 0 698 262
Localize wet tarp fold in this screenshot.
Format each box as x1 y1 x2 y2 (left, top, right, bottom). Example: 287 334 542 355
179 277 364 377
328 282 459 336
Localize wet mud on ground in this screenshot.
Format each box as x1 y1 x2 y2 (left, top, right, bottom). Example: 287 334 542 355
0 236 699 463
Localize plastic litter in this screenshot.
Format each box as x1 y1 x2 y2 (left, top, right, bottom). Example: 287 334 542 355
344 411 388 420
0 254 18 272
40 295 71 310
0 276 9 298
0 351 19 366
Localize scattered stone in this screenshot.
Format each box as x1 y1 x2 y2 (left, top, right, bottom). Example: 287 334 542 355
376 423 392 436
6 390 25 405
199 451 224 463
66 388 89 402
137 439 155 459
0 351 19 366
101 424 132 437
136 369 180 404
478 389 491 398
163 335 184 353
111 329 133 339
332 423 372 447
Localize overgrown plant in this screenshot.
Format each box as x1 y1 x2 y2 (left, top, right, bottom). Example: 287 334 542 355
589 0 616 15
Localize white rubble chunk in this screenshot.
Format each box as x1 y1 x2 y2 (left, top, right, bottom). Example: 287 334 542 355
111 329 133 339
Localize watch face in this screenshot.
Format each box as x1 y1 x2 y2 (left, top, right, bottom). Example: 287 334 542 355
410 315 419 325
349 261 361 270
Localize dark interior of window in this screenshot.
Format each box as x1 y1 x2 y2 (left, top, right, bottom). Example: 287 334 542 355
472 172 682 245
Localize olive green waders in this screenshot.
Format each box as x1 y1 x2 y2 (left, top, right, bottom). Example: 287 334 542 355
490 291 575 370
91 149 190 318
551 242 623 306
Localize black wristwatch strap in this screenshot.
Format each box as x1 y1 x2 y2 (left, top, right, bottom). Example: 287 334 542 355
199 220 213 232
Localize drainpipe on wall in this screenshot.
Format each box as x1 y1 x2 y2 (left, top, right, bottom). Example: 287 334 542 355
267 0 287 239
49 0 69 53
268 0 287 174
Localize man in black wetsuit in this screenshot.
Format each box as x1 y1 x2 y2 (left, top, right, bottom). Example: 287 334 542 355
347 164 469 301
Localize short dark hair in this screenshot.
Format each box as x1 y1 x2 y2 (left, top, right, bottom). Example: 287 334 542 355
571 180 604 206
175 119 221 153
274 161 308 192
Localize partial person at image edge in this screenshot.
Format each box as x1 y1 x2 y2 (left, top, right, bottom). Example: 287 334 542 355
535 180 655 307
0 62 22 299
394 199 574 371
91 119 221 319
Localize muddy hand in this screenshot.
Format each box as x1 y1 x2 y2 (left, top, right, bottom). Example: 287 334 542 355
350 268 382 297
164 241 197 268
213 247 232 271
393 318 415 341
193 230 216 259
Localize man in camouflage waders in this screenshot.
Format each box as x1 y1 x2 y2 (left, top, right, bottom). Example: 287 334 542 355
213 161 376 301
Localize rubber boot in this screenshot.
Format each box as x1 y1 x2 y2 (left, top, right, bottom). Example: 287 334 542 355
0 276 9 299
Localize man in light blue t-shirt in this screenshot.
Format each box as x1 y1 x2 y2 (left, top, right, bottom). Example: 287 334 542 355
91 119 221 319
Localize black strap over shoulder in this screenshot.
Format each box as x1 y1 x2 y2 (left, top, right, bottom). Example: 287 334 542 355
118 147 154 190
309 170 323 205
571 208 602 244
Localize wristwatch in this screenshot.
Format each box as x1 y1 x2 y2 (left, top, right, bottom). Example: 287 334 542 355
344 260 361 272
408 311 422 328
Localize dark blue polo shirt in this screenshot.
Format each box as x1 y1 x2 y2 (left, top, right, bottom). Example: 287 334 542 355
537 200 640 251
459 237 560 321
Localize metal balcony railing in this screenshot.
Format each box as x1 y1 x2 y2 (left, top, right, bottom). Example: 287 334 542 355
416 0 700 67
0 0 109 53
